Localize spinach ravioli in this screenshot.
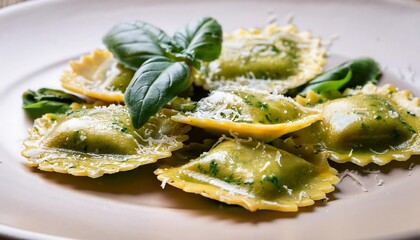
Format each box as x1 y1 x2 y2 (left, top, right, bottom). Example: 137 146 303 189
171 87 322 141
285 83 420 166
196 24 326 93
155 140 338 212
61 50 135 102
22 105 191 178
19 16 420 214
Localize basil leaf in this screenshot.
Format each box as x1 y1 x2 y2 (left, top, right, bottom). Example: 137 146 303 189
103 21 175 70
34 88 83 103
298 69 352 95
24 101 70 119
22 88 85 119
288 58 381 96
173 17 222 62
124 56 191 128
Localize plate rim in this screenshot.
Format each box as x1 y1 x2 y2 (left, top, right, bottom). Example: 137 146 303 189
1 0 420 239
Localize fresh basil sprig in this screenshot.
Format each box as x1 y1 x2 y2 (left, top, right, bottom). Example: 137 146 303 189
287 58 381 97
104 17 222 128
22 88 85 119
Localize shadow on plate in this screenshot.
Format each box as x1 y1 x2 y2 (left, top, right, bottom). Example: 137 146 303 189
27 150 346 224
26 154 420 223
28 155 339 222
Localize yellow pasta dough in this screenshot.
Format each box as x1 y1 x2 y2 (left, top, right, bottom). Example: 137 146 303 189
61 50 134 102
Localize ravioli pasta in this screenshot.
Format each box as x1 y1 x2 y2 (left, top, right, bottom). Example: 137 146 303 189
172 87 323 141
22 105 190 178
285 84 420 166
61 50 134 102
155 140 338 212
197 24 326 93
21 19 420 213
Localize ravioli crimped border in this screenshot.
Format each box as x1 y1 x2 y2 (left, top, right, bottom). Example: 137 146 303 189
61 49 126 102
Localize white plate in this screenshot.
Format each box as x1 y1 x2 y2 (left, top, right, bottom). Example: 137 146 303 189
1 0 420 239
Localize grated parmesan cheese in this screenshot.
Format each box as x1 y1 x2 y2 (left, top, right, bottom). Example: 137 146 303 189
275 151 282 167
323 33 339 52
409 162 415 170
283 185 293 195
160 177 170 189
285 12 294 24
339 169 368 192
298 191 309 202
374 174 384 186
388 110 399 118
261 161 271 172
348 148 354 157
408 162 415 176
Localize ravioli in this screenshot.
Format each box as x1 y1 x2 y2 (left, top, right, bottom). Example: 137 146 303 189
172 87 323 141
22 105 191 178
155 140 338 212
61 50 135 102
196 24 326 93
285 84 420 166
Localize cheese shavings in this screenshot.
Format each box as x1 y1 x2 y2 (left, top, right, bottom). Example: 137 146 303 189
339 169 368 192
